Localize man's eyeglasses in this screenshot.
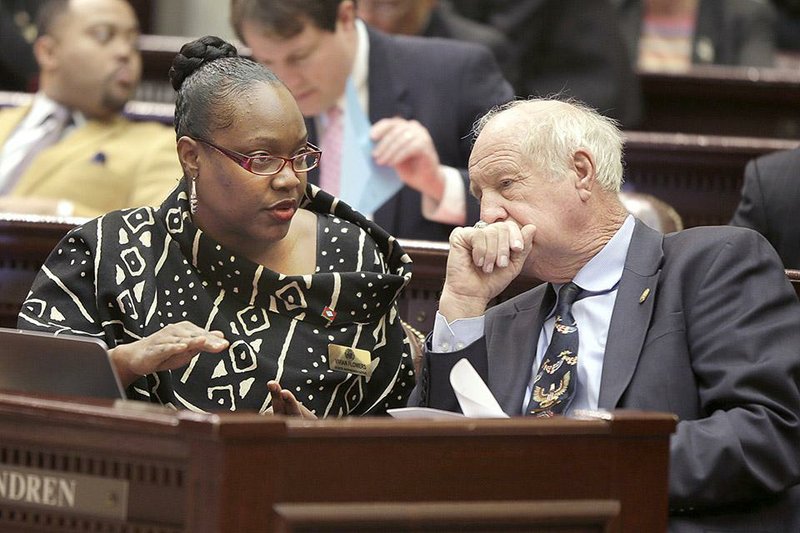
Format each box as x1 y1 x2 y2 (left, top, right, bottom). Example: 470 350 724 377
194 138 322 176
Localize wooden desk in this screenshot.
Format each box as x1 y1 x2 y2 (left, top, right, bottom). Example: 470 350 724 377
639 66 800 139
0 393 675 532
623 131 796 228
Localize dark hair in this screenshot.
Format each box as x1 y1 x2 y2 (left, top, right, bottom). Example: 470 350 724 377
169 35 282 140
231 0 343 41
35 0 70 37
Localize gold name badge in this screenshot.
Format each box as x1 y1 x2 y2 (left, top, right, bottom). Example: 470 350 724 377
328 344 372 378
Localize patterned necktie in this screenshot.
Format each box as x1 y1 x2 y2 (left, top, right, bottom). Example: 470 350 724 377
0 108 70 194
319 106 343 197
527 282 583 417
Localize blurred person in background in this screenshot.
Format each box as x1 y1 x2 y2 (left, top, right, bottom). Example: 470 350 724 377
0 0 180 217
357 0 518 86
731 147 800 269
446 0 643 128
615 0 777 71
0 2 39 91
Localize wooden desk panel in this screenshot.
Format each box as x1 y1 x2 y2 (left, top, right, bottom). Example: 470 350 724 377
0 393 675 532
2 218 798 333
623 131 796 228
639 66 800 139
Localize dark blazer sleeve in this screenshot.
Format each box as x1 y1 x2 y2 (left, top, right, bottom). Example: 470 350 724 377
408 339 490 412
730 157 768 232
667 229 800 508
730 149 800 268
0 5 37 91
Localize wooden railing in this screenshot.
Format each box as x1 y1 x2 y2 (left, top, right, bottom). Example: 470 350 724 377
638 65 800 139
623 131 797 227
3 217 799 333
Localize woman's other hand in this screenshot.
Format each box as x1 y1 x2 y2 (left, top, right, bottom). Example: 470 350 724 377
267 380 317 419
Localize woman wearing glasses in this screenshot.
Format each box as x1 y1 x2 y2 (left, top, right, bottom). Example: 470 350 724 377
18 36 415 417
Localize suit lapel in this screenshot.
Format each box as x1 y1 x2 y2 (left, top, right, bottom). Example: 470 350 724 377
366 27 412 123
0 106 29 145
598 220 664 409
488 285 554 414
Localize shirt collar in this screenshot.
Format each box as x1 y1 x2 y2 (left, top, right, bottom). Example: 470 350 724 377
572 214 636 292
332 19 369 113
25 92 85 129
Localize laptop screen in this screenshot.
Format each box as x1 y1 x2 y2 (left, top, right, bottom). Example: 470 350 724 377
0 328 125 400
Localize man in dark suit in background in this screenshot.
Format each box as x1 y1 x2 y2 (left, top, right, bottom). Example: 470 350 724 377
412 98 800 531
357 0 518 86
231 0 514 241
449 0 642 128
731 148 800 269
0 1 38 91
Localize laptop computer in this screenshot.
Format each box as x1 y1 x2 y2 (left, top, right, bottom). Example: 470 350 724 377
0 327 126 400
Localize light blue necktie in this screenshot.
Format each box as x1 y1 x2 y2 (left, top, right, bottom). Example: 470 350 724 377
338 78 404 215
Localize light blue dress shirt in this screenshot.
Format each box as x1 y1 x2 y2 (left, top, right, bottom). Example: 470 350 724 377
431 215 636 414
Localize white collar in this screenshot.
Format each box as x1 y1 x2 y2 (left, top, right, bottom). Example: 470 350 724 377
24 93 86 129
331 19 370 113
572 214 636 292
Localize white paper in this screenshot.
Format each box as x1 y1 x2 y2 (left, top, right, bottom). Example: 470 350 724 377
386 406 465 419
387 359 509 419
450 358 509 418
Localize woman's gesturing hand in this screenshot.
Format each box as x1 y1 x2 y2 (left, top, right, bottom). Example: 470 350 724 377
109 321 229 387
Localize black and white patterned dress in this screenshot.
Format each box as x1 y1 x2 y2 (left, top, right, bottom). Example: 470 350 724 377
19 181 415 416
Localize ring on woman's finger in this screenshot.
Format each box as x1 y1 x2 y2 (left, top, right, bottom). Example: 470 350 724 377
474 220 489 229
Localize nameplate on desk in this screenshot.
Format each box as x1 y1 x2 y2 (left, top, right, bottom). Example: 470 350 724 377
0 464 129 520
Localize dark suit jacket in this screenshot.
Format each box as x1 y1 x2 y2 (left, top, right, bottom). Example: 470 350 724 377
413 221 800 532
731 148 800 269
0 3 37 91
421 2 518 88
617 0 777 67
306 27 515 241
448 0 643 128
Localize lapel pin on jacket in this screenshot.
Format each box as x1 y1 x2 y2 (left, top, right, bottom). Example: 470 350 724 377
91 151 106 164
639 288 651 304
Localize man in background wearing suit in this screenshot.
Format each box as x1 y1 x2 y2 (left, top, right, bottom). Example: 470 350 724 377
730 147 800 269
448 0 643 128
412 98 800 531
0 0 180 217
231 0 514 241
357 0 518 86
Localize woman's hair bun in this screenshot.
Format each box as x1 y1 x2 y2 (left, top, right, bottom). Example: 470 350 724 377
169 36 239 91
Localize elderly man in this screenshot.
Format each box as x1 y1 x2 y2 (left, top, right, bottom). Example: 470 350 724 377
231 0 514 241
0 0 180 217
412 98 800 531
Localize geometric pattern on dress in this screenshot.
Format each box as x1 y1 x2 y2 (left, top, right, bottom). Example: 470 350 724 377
17 179 416 416
123 207 155 234
227 339 257 373
275 281 307 312
236 306 271 336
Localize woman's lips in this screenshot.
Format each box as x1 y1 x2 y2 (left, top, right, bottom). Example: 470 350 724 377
266 199 298 222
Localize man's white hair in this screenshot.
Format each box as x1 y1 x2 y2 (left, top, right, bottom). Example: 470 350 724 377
473 98 625 192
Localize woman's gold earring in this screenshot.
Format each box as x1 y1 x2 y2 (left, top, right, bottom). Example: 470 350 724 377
190 176 198 215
